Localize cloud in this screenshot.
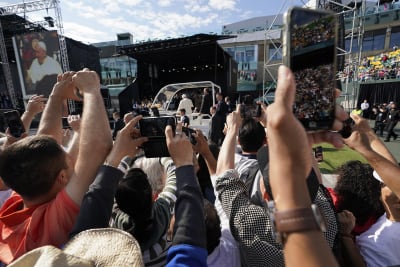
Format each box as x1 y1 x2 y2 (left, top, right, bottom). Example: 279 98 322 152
63 22 112 44
208 0 237 10
158 0 172 7
183 0 211 13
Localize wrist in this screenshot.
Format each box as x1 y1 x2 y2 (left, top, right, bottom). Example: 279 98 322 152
174 161 193 168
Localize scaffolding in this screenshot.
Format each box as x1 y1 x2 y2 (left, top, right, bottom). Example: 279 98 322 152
0 0 69 109
262 0 366 109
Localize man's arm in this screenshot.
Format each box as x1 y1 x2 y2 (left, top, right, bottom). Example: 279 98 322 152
20 94 46 132
193 129 217 175
37 72 79 144
69 117 147 237
65 69 113 205
345 113 400 197
265 66 341 267
165 125 208 267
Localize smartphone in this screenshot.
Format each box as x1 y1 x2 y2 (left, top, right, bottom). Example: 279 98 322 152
182 126 197 145
240 104 262 118
283 7 338 131
62 117 70 129
139 116 176 158
3 110 25 138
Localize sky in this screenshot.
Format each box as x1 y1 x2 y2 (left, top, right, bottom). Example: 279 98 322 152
0 0 308 44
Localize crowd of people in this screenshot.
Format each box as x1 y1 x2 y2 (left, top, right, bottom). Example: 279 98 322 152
338 48 400 82
353 99 400 142
0 66 399 267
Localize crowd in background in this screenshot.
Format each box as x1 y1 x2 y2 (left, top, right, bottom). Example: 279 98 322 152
0 66 399 267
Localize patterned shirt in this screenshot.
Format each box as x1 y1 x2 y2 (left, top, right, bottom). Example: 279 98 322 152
215 169 339 267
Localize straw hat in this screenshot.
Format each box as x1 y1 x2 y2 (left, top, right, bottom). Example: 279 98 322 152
9 228 144 267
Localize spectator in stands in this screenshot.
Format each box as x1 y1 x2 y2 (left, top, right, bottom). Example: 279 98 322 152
0 69 113 265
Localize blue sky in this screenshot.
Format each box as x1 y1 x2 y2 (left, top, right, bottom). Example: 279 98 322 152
0 0 307 44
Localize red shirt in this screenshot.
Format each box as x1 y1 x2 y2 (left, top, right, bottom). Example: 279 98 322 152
0 189 79 264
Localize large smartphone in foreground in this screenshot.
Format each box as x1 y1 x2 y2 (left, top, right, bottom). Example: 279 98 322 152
283 7 338 131
3 110 25 138
139 116 176 158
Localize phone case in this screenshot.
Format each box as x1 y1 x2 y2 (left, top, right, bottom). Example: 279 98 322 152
283 7 338 131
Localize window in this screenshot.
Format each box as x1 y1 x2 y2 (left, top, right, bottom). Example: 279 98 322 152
390 27 400 48
268 44 282 61
362 30 385 51
345 38 359 53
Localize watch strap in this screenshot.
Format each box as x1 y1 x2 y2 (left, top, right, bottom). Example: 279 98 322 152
274 207 320 233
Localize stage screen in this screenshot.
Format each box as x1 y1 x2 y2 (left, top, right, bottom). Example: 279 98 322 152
13 30 63 98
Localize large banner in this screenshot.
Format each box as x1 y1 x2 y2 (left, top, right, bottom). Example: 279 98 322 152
13 30 63 98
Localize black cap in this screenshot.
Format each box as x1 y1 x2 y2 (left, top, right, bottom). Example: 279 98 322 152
257 146 320 202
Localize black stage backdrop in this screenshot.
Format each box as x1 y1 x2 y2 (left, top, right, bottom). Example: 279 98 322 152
358 81 400 106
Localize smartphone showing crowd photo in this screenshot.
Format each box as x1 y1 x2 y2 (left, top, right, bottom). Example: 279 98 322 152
283 7 338 131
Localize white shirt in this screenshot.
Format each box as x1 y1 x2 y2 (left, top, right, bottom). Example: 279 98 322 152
208 180 241 267
361 102 370 111
28 56 63 84
177 98 194 114
356 213 400 267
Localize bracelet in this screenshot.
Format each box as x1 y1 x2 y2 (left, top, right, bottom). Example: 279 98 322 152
340 232 354 239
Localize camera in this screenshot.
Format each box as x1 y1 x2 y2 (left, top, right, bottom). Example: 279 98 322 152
182 126 197 145
240 104 262 118
283 7 338 131
139 116 176 158
3 110 25 138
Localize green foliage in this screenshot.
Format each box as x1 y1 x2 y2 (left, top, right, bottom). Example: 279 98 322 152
314 143 368 174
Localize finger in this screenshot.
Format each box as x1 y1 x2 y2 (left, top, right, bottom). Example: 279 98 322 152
310 131 344 148
335 103 349 122
332 119 343 132
133 136 148 146
274 65 295 108
350 112 361 123
165 125 174 144
176 122 183 134
125 115 142 129
235 103 241 113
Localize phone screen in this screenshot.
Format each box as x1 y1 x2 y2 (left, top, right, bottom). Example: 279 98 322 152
285 7 337 131
240 104 261 118
139 116 176 138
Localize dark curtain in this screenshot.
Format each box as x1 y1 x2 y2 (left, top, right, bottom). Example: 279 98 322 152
358 82 400 106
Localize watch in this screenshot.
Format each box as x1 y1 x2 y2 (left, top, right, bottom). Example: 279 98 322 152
267 201 327 244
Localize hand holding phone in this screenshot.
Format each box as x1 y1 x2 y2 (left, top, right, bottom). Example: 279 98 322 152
284 7 338 131
240 104 262 118
139 116 176 158
182 126 197 145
